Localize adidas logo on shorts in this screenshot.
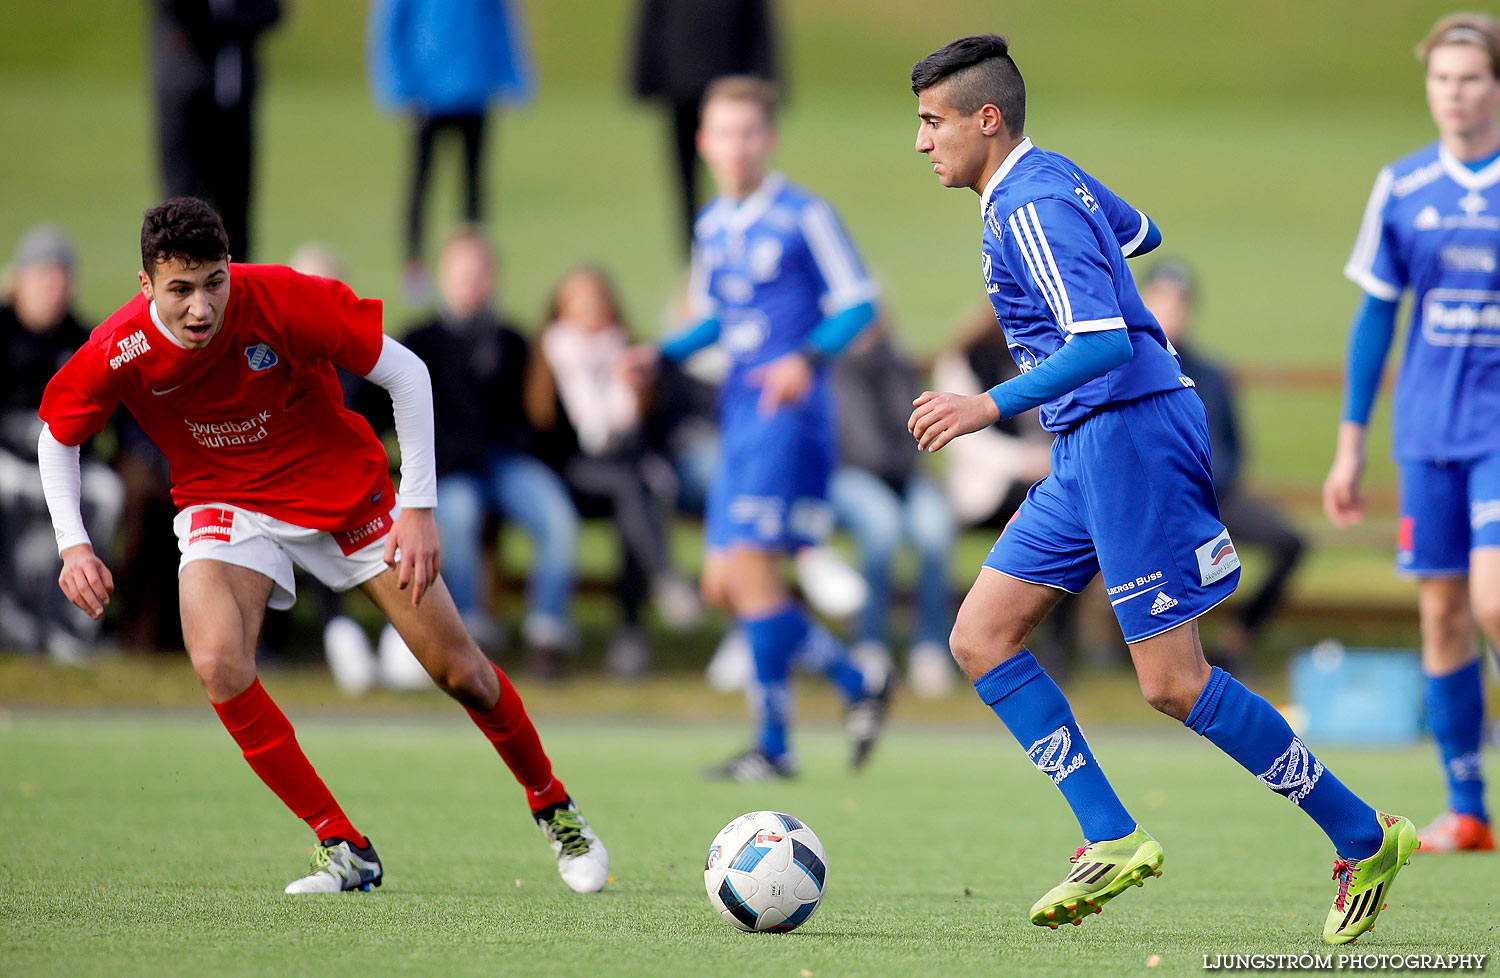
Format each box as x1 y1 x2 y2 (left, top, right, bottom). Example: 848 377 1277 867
1149 591 1178 616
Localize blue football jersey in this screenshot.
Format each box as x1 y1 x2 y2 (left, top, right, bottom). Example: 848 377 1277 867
689 172 878 427
1345 142 1500 460
980 139 1190 432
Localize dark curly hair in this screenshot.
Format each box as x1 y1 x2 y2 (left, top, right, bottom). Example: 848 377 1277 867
140 196 230 277
910 34 1026 137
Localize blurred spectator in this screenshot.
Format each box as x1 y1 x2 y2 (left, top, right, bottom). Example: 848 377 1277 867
368 0 535 304
830 322 958 699
0 226 123 661
629 0 778 254
276 244 386 694
930 305 1052 528
150 0 281 260
932 304 1093 679
1141 260 1305 664
530 267 702 677
111 412 179 652
365 226 578 678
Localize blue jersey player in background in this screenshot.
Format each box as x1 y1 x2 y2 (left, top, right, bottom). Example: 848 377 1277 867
907 34 1416 945
625 75 891 782
1326 12 1500 855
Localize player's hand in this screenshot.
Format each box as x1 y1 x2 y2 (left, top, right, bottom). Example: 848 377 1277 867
58 543 113 620
386 508 441 606
750 352 814 417
1323 452 1366 528
1323 423 1368 529
909 390 1000 452
617 344 660 389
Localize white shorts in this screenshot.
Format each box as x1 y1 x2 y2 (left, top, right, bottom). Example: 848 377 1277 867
173 503 399 610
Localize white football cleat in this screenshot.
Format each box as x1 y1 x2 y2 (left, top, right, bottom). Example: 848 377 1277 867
323 616 377 696
795 546 869 619
377 623 431 691
652 573 704 631
284 837 383 894
705 629 753 692
535 799 609 893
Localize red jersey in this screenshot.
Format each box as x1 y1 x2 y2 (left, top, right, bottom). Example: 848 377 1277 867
40 264 396 532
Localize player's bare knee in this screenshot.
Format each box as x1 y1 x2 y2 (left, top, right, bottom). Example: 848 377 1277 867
948 618 1017 676
700 574 728 611
428 645 491 704
190 649 255 701
1138 674 1194 721
1420 598 1472 654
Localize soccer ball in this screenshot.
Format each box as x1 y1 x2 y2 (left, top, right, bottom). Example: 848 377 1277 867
704 811 827 933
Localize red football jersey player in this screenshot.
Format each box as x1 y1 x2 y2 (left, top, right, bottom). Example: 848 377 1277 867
37 197 609 894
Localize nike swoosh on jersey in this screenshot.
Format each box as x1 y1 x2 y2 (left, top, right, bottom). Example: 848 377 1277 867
151 385 182 395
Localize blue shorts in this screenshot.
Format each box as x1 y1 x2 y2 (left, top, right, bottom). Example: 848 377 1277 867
705 409 835 553
984 389 1241 643
1396 452 1500 575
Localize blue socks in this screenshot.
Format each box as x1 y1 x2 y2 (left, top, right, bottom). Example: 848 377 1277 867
1186 667 1383 860
795 620 870 703
743 603 870 760
1424 659 1487 821
973 650 1137 843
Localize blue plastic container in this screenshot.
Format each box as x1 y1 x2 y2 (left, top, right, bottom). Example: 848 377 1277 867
1288 642 1424 745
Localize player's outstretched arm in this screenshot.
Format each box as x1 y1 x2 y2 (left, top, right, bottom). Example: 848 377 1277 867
37 425 114 617
363 336 440 605
1323 293 1398 529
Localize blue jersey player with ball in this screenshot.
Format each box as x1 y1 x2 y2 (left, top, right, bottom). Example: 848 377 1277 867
906 34 1416 944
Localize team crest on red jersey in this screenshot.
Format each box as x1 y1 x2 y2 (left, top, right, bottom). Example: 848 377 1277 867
244 343 279 371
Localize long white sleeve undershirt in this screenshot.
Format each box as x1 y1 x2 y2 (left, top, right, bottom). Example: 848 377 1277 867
38 335 439 556
38 425 90 553
364 334 438 509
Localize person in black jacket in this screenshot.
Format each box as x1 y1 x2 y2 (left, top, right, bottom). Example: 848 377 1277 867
150 0 281 260
1141 260 1306 665
629 0 777 254
0 226 123 661
830 323 958 698
361 227 580 677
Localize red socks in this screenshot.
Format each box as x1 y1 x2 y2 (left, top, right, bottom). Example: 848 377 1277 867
465 662 568 812
213 679 367 847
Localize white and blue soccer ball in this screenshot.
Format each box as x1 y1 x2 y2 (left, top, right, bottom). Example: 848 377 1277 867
704 811 827 933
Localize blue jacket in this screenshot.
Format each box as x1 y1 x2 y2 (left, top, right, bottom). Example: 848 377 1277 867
368 0 534 113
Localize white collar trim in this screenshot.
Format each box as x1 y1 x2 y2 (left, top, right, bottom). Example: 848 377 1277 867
1439 143 1500 190
148 300 189 349
980 138 1034 216
721 171 786 234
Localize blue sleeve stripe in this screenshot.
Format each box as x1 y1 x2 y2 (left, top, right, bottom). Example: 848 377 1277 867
1120 209 1150 257
1008 205 1072 328
801 201 875 309
1345 167 1395 291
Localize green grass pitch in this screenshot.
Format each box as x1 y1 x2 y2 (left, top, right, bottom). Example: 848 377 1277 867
2 710 1494 977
